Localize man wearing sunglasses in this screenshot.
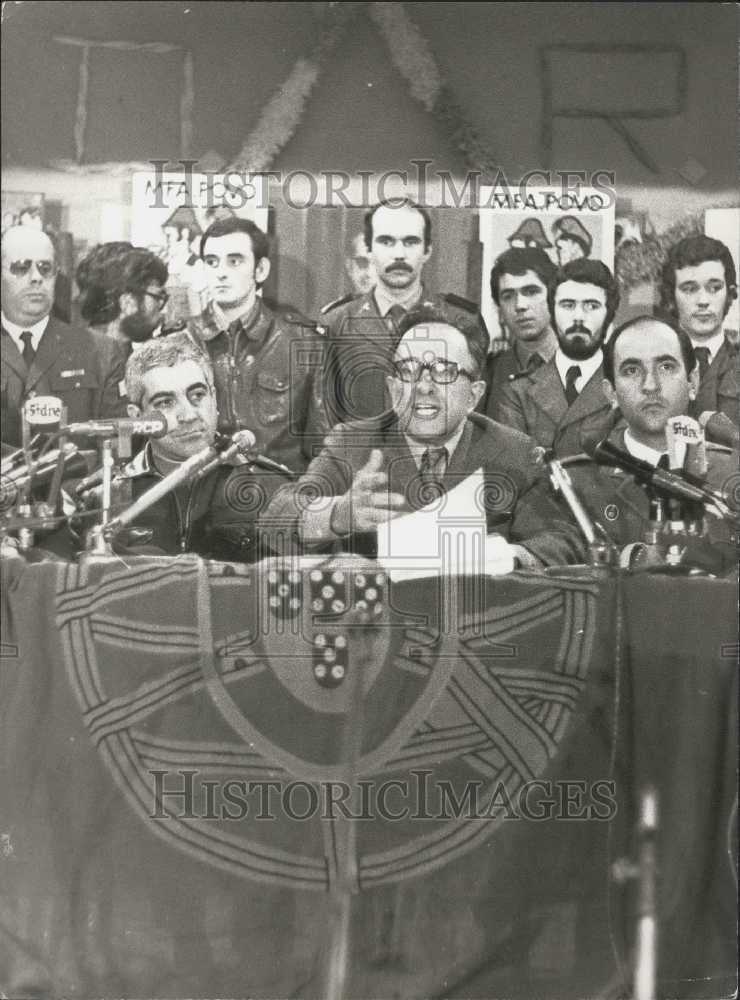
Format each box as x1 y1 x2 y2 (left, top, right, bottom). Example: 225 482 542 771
1 225 128 447
261 306 582 569
76 243 171 350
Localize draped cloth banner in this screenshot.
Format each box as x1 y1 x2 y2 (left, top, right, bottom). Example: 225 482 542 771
0 557 736 998
53 36 195 163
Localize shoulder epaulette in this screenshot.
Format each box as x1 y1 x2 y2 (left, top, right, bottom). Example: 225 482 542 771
282 310 326 335
723 328 739 351
442 292 479 313
507 368 535 382
320 293 356 316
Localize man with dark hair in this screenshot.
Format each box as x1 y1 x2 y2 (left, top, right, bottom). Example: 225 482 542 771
566 314 736 569
77 243 170 350
189 216 329 474
497 258 619 456
261 306 582 569
320 198 488 425
483 247 557 421
1 226 128 447
660 234 738 442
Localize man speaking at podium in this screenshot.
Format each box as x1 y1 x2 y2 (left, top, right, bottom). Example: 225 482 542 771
261 306 582 570
81 332 268 561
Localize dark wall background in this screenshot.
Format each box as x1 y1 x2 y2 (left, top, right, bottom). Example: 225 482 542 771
2 2 737 188
2 2 737 322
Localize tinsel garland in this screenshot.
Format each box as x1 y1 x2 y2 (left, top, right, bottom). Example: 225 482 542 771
228 5 359 172
369 3 499 176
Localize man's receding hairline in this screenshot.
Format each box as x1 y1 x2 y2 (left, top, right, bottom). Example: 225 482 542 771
396 322 477 367
1 227 55 260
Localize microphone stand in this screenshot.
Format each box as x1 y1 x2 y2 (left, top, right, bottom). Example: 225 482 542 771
548 458 617 569
612 788 659 1000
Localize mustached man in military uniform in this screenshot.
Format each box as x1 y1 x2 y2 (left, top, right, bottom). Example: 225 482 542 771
189 216 329 475
320 198 488 425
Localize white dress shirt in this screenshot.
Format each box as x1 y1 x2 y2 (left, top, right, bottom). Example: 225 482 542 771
688 328 725 362
1 313 49 353
623 428 666 467
554 348 603 396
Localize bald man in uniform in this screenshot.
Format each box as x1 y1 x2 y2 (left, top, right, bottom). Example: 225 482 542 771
1 226 128 447
321 199 488 425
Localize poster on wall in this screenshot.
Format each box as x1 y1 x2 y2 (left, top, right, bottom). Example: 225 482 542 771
705 207 739 334
1 191 44 234
478 186 615 346
131 170 269 319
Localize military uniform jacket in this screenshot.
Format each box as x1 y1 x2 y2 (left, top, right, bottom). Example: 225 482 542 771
321 289 488 425
189 300 330 475
89 445 265 562
496 356 613 457
1 317 128 447
693 334 738 428
482 342 546 422
566 425 738 570
261 411 584 567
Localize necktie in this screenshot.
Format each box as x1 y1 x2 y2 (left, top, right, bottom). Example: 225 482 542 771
387 304 406 326
526 353 545 373
693 346 711 381
419 446 447 499
564 364 581 406
20 330 36 368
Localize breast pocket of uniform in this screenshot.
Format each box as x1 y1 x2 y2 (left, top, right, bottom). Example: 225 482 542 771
49 370 102 420
255 371 290 426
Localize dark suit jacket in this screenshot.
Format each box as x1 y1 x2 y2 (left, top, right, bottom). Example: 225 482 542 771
261 412 584 567
566 425 738 571
1 317 128 447
693 336 738 428
496 356 614 457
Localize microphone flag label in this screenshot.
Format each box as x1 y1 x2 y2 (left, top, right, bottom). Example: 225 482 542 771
24 395 63 424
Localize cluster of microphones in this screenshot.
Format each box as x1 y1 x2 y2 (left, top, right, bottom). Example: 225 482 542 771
1 399 295 556
1 399 733 569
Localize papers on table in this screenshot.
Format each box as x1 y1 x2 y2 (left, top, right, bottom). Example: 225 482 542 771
376 467 515 581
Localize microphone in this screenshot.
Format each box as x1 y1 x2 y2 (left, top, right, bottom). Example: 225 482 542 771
587 437 732 520
2 443 94 489
203 428 298 481
588 438 717 506
64 413 168 438
76 430 297 500
102 430 258 537
193 429 257 479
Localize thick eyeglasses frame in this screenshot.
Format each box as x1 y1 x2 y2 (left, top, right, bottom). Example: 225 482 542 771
6 259 58 279
139 288 170 308
392 358 475 384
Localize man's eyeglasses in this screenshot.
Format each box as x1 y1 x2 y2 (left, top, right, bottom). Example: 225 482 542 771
6 259 58 279
140 289 170 308
392 357 475 384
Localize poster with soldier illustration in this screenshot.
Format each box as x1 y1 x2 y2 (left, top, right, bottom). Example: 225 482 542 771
479 186 615 345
